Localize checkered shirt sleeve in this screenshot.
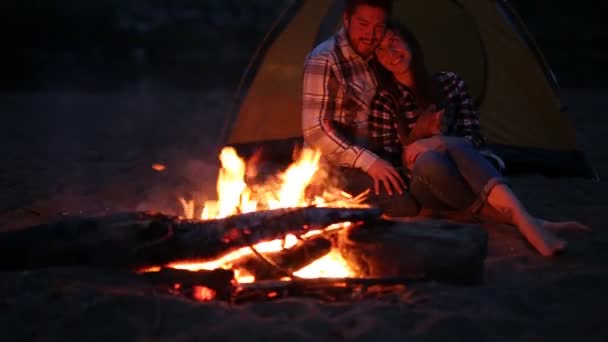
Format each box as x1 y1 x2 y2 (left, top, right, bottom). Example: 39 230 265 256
301 53 379 171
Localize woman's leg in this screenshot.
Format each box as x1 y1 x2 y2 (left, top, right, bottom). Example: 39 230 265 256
485 184 566 256
409 149 478 212
438 137 571 256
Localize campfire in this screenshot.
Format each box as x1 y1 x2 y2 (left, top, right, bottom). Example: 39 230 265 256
143 146 377 300
0 146 490 304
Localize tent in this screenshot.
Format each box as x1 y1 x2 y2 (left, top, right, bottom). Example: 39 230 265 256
220 0 597 179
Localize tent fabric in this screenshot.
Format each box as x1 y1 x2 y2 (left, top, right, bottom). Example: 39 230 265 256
223 0 595 178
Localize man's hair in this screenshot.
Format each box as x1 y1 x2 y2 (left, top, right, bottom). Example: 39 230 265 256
344 0 393 17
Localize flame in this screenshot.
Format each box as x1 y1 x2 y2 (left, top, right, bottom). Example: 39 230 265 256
292 249 354 278
168 147 368 283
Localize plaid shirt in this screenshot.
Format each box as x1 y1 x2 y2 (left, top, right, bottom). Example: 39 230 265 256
301 27 380 172
368 71 486 164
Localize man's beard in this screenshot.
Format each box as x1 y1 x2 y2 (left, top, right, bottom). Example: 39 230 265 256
349 36 378 58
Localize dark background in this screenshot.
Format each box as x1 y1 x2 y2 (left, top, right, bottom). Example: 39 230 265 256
1 0 606 91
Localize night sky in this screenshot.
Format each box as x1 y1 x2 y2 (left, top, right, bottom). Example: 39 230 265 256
1 0 605 92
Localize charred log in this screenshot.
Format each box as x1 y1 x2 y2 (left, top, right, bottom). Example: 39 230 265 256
0 207 381 270
232 236 332 280
337 218 488 285
140 267 234 300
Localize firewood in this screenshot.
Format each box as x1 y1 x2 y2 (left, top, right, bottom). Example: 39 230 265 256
337 218 488 285
232 236 332 280
232 276 416 303
140 267 234 300
0 207 382 271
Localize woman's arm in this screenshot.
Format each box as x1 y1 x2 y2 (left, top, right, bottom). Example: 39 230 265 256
449 72 485 148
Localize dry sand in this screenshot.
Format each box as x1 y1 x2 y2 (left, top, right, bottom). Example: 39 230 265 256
0 88 607 341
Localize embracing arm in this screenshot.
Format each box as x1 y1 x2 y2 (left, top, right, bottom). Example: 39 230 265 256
301 54 379 171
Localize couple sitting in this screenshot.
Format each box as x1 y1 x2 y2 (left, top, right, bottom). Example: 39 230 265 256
301 0 588 256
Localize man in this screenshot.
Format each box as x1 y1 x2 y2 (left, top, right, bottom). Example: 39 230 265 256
301 0 419 216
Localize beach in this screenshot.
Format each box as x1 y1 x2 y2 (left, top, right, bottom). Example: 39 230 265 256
0 86 606 341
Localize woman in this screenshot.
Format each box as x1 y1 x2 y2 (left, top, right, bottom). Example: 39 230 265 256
368 21 588 256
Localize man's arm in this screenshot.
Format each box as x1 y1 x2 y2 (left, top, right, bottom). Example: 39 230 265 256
301 53 379 171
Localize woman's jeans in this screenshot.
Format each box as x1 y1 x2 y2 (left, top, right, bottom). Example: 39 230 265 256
336 136 506 217
408 136 507 213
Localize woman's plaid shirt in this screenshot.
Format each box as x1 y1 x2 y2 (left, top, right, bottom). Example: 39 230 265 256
368 71 486 164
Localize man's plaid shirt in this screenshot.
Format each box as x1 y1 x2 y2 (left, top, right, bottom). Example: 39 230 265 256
301 27 380 172
368 71 486 166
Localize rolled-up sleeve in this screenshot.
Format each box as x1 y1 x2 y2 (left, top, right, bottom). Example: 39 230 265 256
301 53 378 171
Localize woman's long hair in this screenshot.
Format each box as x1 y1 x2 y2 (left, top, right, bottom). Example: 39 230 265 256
374 20 443 109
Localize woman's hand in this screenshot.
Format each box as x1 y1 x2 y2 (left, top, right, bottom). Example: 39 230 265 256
367 158 407 196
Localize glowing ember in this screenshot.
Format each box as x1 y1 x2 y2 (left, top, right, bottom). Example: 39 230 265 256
152 163 166 172
292 249 354 278
192 286 216 301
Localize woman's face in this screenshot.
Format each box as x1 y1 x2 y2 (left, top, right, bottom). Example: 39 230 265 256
375 29 412 75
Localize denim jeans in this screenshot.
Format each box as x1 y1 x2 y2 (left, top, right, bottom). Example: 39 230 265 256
409 136 507 213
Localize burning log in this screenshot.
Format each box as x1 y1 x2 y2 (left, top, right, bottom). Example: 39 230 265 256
231 236 332 280
0 207 382 271
337 218 488 285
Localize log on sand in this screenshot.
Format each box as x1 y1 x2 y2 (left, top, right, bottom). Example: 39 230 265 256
337 218 489 285
0 207 382 271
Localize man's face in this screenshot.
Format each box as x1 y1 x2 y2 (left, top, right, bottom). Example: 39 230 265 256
344 5 388 58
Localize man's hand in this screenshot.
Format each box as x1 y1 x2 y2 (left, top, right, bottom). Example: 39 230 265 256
366 158 407 196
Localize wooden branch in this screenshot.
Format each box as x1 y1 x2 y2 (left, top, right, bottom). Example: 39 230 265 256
232 236 332 280
232 276 416 303
0 207 382 271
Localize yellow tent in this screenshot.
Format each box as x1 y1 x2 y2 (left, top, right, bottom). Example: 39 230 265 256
221 0 595 178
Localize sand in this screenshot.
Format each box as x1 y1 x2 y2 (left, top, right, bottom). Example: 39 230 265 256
0 87 607 341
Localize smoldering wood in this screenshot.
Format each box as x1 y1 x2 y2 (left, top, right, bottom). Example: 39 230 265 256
232 276 417 303
232 236 332 280
141 267 234 300
141 267 234 288
0 207 382 271
337 218 488 285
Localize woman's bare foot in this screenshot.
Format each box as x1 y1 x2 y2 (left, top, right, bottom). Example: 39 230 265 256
520 220 568 256
535 231 567 257
538 219 592 232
